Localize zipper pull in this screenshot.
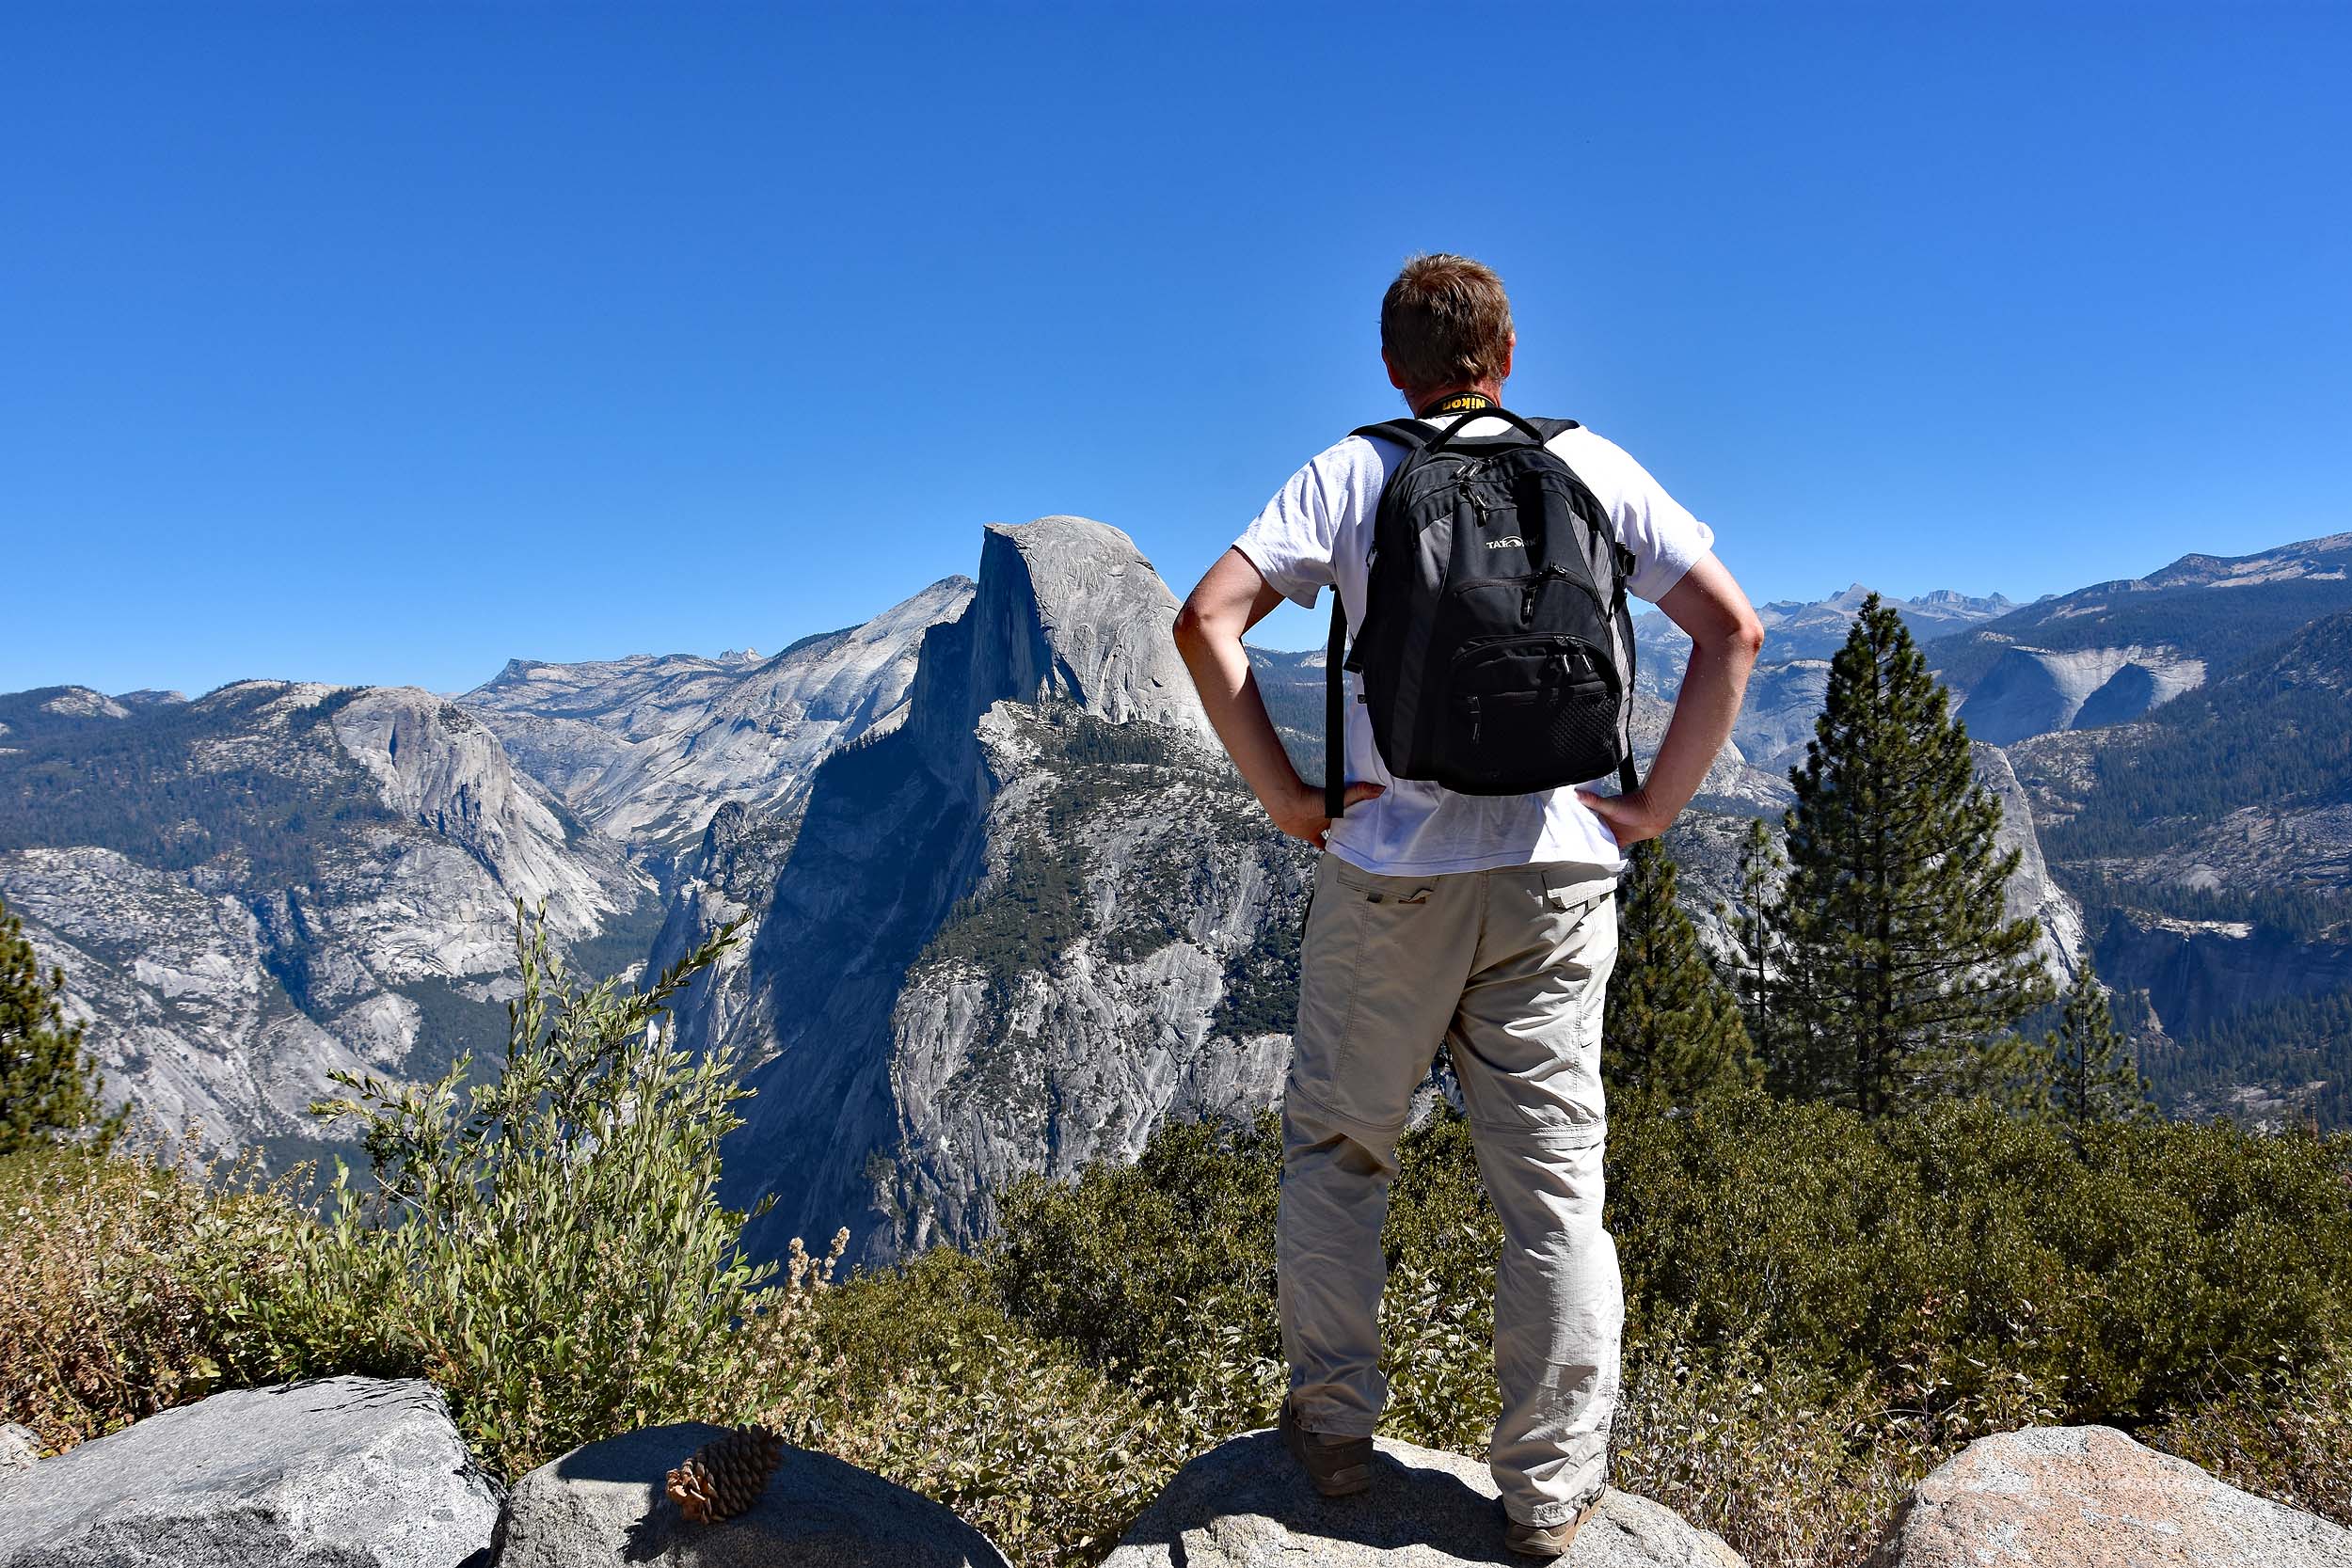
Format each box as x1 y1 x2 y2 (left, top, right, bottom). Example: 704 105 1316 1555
1521 581 1537 626
1468 695 1482 747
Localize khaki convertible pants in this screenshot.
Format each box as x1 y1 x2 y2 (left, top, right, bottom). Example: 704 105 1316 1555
1279 852 1623 1528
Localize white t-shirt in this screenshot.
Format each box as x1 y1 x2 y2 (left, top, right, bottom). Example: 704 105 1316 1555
1234 415 1715 879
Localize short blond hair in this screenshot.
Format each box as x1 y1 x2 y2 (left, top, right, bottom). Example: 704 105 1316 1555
1380 254 1515 393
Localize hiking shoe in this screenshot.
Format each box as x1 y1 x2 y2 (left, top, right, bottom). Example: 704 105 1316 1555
1503 1499 1600 1559
1278 1395 1373 1497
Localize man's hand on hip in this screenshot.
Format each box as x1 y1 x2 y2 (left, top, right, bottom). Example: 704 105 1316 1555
1270 777 1386 851
1574 784 1670 848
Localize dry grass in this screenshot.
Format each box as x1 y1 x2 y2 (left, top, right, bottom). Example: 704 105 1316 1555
0 1141 291 1454
2149 1348 2352 1528
1604 1327 2074 1568
8 1132 2350 1568
1610 1341 1901 1567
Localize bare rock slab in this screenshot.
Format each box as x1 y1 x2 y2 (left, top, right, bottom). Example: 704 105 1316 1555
1871 1424 2352 1567
0 1376 500 1568
1103 1429 1743 1568
0 1423 39 1475
492 1421 1010 1568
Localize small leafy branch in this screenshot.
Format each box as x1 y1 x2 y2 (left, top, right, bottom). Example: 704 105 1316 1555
229 902 790 1474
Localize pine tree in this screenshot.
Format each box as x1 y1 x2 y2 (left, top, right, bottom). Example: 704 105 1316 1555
0 896 122 1153
1605 838 1758 1106
2041 959 2151 1132
1721 816 1788 1086
1774 595 2054 1117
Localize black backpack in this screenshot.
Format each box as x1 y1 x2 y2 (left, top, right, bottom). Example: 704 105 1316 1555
1324 407 1641 818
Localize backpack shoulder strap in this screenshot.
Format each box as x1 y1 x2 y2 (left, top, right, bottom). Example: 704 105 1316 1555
1324 594 1348 823
1526 417 1582 442
1347 419 1435 451
1319 419 1431 823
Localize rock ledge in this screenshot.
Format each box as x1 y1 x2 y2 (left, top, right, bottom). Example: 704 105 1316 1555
0 1376 500 1568
493 1420 1011 1567
1870 1424 2352 1568
1104 1428 1742 1567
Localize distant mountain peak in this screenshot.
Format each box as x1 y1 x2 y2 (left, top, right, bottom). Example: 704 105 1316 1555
461 574 976 848
36 687 131 720
1914 588 2017 613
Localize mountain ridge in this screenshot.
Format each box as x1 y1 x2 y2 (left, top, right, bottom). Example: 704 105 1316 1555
0 679 650 1160
461 576 976 851
4 521 2344 1217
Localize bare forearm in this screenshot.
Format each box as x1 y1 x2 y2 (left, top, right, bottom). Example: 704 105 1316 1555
1175 624 1305 813
1644 632 1757 820
1580 552 1764 846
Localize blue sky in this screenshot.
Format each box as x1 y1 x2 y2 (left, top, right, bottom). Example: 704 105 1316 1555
4 3 2347 696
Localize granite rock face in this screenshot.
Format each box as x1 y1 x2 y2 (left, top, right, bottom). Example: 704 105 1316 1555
1104 1429 1743 1568
1869 1424 2352 1568
1629 693 1790 817
1956 642 2207 745
493 1422 1009 1568
1971 741 2084 983
0 681 648 1164
1719 657 1831 772
0 845 367 1153
328 687 627 934
966 517 1212 737
0 1423 38 1474
679 517 1294 1262
462 576 974 850
0 1377 500 1568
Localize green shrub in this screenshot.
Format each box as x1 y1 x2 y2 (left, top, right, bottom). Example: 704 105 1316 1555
209 905 811 1476
989 1114 1281 1403
832 1328 1159 1568
796 1241 1277 1568
1609 1089 2352 1419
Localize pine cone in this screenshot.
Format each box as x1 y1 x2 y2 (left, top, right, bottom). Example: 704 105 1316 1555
664 1424 784 1525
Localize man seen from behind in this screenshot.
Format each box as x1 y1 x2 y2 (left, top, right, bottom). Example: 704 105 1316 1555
1172 253 1764 1558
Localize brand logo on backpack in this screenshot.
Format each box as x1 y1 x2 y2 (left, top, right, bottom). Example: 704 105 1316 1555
1486 535 1527 550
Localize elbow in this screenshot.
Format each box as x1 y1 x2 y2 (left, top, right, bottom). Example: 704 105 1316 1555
1731 611 1767 661
1171 600 1213 656
1700 610 1764 664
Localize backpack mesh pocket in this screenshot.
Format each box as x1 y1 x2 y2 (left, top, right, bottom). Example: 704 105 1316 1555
1544 687 1620 773
1441 636 1622 795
